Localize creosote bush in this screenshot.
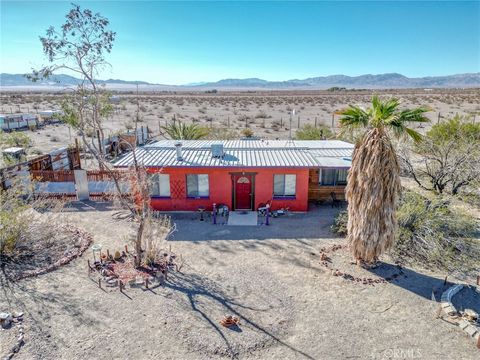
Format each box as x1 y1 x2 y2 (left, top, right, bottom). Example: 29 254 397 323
295 124 333 140
331 190 480 276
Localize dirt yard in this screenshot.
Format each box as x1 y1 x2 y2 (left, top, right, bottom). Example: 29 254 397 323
1 89 479 156
1 203 478 360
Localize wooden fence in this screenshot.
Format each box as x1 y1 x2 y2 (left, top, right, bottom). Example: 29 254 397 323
31 170 75 182
31 169 128 182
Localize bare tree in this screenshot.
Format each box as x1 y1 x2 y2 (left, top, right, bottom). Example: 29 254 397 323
29 3 116 167
399 116 480 195
29 4 160 267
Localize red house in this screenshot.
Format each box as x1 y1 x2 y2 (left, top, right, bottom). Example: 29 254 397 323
113 139 354 212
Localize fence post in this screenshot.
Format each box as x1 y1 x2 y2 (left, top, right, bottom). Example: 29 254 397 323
74 169 89 201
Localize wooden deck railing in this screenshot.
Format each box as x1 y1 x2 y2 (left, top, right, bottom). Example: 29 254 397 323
308 185 346 201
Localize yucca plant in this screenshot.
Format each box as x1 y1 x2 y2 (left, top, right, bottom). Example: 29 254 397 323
161 121 208 140
337 96 430 264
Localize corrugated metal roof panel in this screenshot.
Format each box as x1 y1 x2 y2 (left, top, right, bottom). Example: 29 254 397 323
114 139 354 168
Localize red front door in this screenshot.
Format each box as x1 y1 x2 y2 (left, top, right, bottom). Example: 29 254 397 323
235 175 253 210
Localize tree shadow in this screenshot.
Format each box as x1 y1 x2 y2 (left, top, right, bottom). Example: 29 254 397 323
166 205 343 241
0 270 101 350
164 271 315 359
367 262 449 301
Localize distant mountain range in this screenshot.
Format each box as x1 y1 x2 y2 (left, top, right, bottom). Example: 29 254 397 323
1 72 479 89
0 73 153 86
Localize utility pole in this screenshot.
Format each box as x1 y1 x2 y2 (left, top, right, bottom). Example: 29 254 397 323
289 109 295 140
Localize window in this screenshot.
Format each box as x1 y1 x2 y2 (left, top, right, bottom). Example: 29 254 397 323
150 174 170 197
273 174 296 197
320 169 336 186
336 169 348 185
320 168 348 186
186 174 209 197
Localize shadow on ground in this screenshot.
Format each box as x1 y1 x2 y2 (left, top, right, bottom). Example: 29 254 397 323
165 204 344 241
368 263 450 301
164 271 315 359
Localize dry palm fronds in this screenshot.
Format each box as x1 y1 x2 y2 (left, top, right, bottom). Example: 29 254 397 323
346 127 401 263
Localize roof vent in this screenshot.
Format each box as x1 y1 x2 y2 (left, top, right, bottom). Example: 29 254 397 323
175 141 183 161
211 144 224 158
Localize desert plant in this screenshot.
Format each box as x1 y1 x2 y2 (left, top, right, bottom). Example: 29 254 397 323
337 96 430 264
0 131 32 149
161 121 208 140
399 115 480 195
205 127 239 140
331 190 480 276
295 124 333 140
241 128 254 138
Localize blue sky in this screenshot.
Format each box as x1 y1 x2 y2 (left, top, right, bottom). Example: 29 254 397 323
1 1 479 84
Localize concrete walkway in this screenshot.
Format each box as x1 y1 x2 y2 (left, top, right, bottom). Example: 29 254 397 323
227 211 258 226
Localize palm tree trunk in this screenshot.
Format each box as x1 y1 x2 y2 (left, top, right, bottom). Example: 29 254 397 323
346 127 401 263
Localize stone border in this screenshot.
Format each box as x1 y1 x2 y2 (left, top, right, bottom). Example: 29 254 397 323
1 312 24 360
14 226 92 281
441 284 480 347
440 284 463 315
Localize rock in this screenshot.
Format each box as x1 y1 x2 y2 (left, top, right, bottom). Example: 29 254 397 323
459 320 470 330
106 279 118 287
0 312 12 328
464 309 478 321
12 311 24 318
464 325 478 337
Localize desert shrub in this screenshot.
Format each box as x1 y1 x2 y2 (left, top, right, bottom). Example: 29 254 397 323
164 105 173 113
241 128 254 138
255 110 268 119
295 125 333 140
205 127 239 140
84 127 96 137
0 187 28 255
394 191 479 274
330 210 348 236
30 148 43 156
0 131 32 149
331 191 480 275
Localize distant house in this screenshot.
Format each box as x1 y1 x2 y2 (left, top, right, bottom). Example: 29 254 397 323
0 114 39 131
113 139 354 212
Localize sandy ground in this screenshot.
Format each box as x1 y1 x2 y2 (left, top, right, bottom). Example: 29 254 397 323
0 90 479 156
1 203 479 360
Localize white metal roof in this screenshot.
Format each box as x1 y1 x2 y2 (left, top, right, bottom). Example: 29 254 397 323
113 139 354 168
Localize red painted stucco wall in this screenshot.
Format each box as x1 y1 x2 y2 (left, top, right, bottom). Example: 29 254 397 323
147 167 310 212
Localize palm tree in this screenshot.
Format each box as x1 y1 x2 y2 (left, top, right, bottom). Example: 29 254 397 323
337 96 430 265
161 121 208 140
